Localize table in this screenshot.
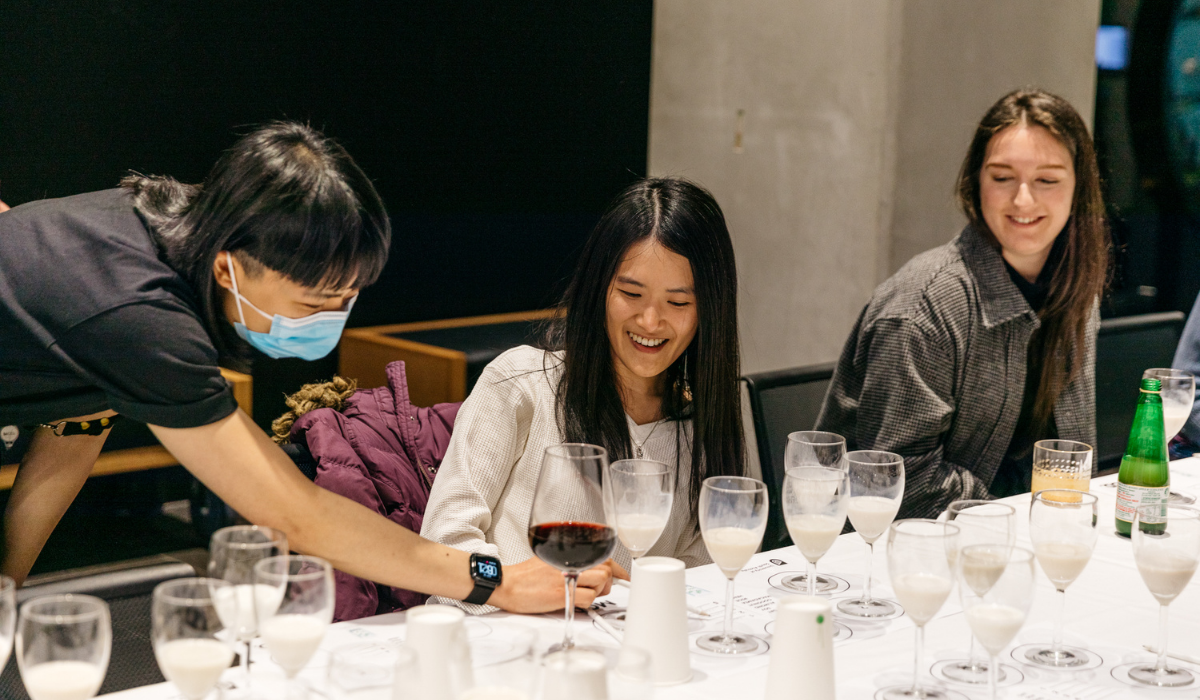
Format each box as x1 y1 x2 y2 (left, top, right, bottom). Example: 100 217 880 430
103 459 1200 699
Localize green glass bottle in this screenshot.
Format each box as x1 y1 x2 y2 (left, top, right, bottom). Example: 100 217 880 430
1115 377 1170 537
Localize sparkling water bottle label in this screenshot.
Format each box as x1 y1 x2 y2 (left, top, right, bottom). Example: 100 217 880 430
1115 482 1169 523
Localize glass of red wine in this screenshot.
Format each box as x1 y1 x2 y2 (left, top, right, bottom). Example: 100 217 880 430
528 443 616 652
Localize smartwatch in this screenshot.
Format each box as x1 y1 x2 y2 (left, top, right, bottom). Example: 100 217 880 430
465 553 503 606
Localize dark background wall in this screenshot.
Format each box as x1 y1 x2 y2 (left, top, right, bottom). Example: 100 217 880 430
1 0 654 421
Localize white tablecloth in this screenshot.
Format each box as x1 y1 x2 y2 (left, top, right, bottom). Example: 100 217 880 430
103 458 1200 700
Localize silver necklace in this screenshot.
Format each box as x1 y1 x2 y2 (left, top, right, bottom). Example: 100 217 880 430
631 419 665 458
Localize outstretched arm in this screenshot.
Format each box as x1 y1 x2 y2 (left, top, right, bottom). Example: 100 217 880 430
151 409 612 612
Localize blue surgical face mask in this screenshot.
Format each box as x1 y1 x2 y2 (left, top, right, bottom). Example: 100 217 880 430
226 252 356 361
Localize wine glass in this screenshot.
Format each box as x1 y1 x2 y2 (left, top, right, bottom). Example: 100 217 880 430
1119 503 1200 687
1030 440 1092 496
328 642 419 700
780 431 847 593
939 501 1016 685
603 458 674 560
1144 368 1195 440
879 520 962 700
208 525 289 693
16 594 112 700
1145 368 1197 506
0 576 15 672
782 466 849 596
153 578 238 700
528 443 615 652
959 546 1035 700
697 476 768 655
1024 489 1098 668
837 450 905 619
784 431 847 471
253 555 335 695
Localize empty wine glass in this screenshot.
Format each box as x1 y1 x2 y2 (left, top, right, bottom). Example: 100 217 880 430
328 642 419 700
1119 504 1200 687
879 519 962 700
879 520 962 700
1030 440 1092 496
253 555 335 697
17 594 112 700
959 546 1035 700
153 578 237 700
697 476 769 655
782 466 849 596
784 431 847 471
939 501 1016 685
528 444 615 652
208 525 289 693
604 458 674 560
1024 489 1098 669
838 450 905 619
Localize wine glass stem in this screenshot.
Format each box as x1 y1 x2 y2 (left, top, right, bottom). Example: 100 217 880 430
242 639 253 682
722 576 737 641
968 633 983 670
862 541 874 603
561 572 579 650
1051 588 1066 656
911 624 925 694
988 653 999 700
285 677 308 700
1155 604 1169 674
807 560 817 596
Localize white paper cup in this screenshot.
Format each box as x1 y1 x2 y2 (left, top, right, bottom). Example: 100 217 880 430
404 604 470 700
621 556 693 685
542 648 609 700
765 595 835 699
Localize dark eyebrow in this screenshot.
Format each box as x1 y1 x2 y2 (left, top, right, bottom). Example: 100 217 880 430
616 275 694 295
984 162 1069 171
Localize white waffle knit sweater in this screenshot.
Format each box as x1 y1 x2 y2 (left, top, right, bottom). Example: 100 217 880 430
420 345 710 613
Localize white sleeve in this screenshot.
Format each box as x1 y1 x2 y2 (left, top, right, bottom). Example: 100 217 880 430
420 359 535 612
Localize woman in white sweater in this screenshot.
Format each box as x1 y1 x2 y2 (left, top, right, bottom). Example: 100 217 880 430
421 178 746 611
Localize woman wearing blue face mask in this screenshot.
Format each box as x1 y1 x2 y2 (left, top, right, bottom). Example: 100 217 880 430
0 122 613 611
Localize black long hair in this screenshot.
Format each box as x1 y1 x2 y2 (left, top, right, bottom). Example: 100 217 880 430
545 178 745 511
122 121 391 370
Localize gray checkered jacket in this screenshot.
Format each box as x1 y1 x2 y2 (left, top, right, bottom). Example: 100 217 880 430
816 225 1097 519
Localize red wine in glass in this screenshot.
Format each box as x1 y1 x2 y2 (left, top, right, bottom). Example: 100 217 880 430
529 522 617 571
528 443 611 651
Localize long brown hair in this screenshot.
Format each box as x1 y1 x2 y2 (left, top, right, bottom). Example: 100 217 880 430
955 89 1110 435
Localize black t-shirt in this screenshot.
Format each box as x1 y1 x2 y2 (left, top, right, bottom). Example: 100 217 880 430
0 189 238 428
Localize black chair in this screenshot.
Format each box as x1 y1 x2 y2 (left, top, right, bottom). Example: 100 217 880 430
1095 311 1187 474
741 362 838 550
0 555 198 699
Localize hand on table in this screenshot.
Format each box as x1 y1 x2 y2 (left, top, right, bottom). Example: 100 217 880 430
490 556 615 613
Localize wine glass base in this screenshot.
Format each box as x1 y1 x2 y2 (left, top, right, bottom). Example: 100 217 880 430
1012 642 1099 670
875 683 969 699
1114 661 1196 688
931 659 1022 686
694 632 767 656
837 596 903 620
779 572 841 594
1169 491 1196 506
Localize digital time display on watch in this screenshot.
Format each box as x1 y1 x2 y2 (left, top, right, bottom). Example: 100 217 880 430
475 559 500 580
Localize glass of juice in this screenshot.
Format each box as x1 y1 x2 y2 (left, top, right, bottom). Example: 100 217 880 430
1030 440 1092 499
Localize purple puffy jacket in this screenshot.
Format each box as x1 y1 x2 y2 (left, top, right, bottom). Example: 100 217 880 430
288 361 461 621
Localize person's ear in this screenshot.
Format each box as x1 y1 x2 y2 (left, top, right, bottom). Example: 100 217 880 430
213 251 235 292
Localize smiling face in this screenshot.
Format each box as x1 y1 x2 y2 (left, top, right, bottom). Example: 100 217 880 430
605 239 698 399
979 123 1076 281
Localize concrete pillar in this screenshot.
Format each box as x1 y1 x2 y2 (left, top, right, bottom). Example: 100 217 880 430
648 0 1101 373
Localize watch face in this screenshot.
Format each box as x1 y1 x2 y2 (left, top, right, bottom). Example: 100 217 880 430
472 555 502 584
